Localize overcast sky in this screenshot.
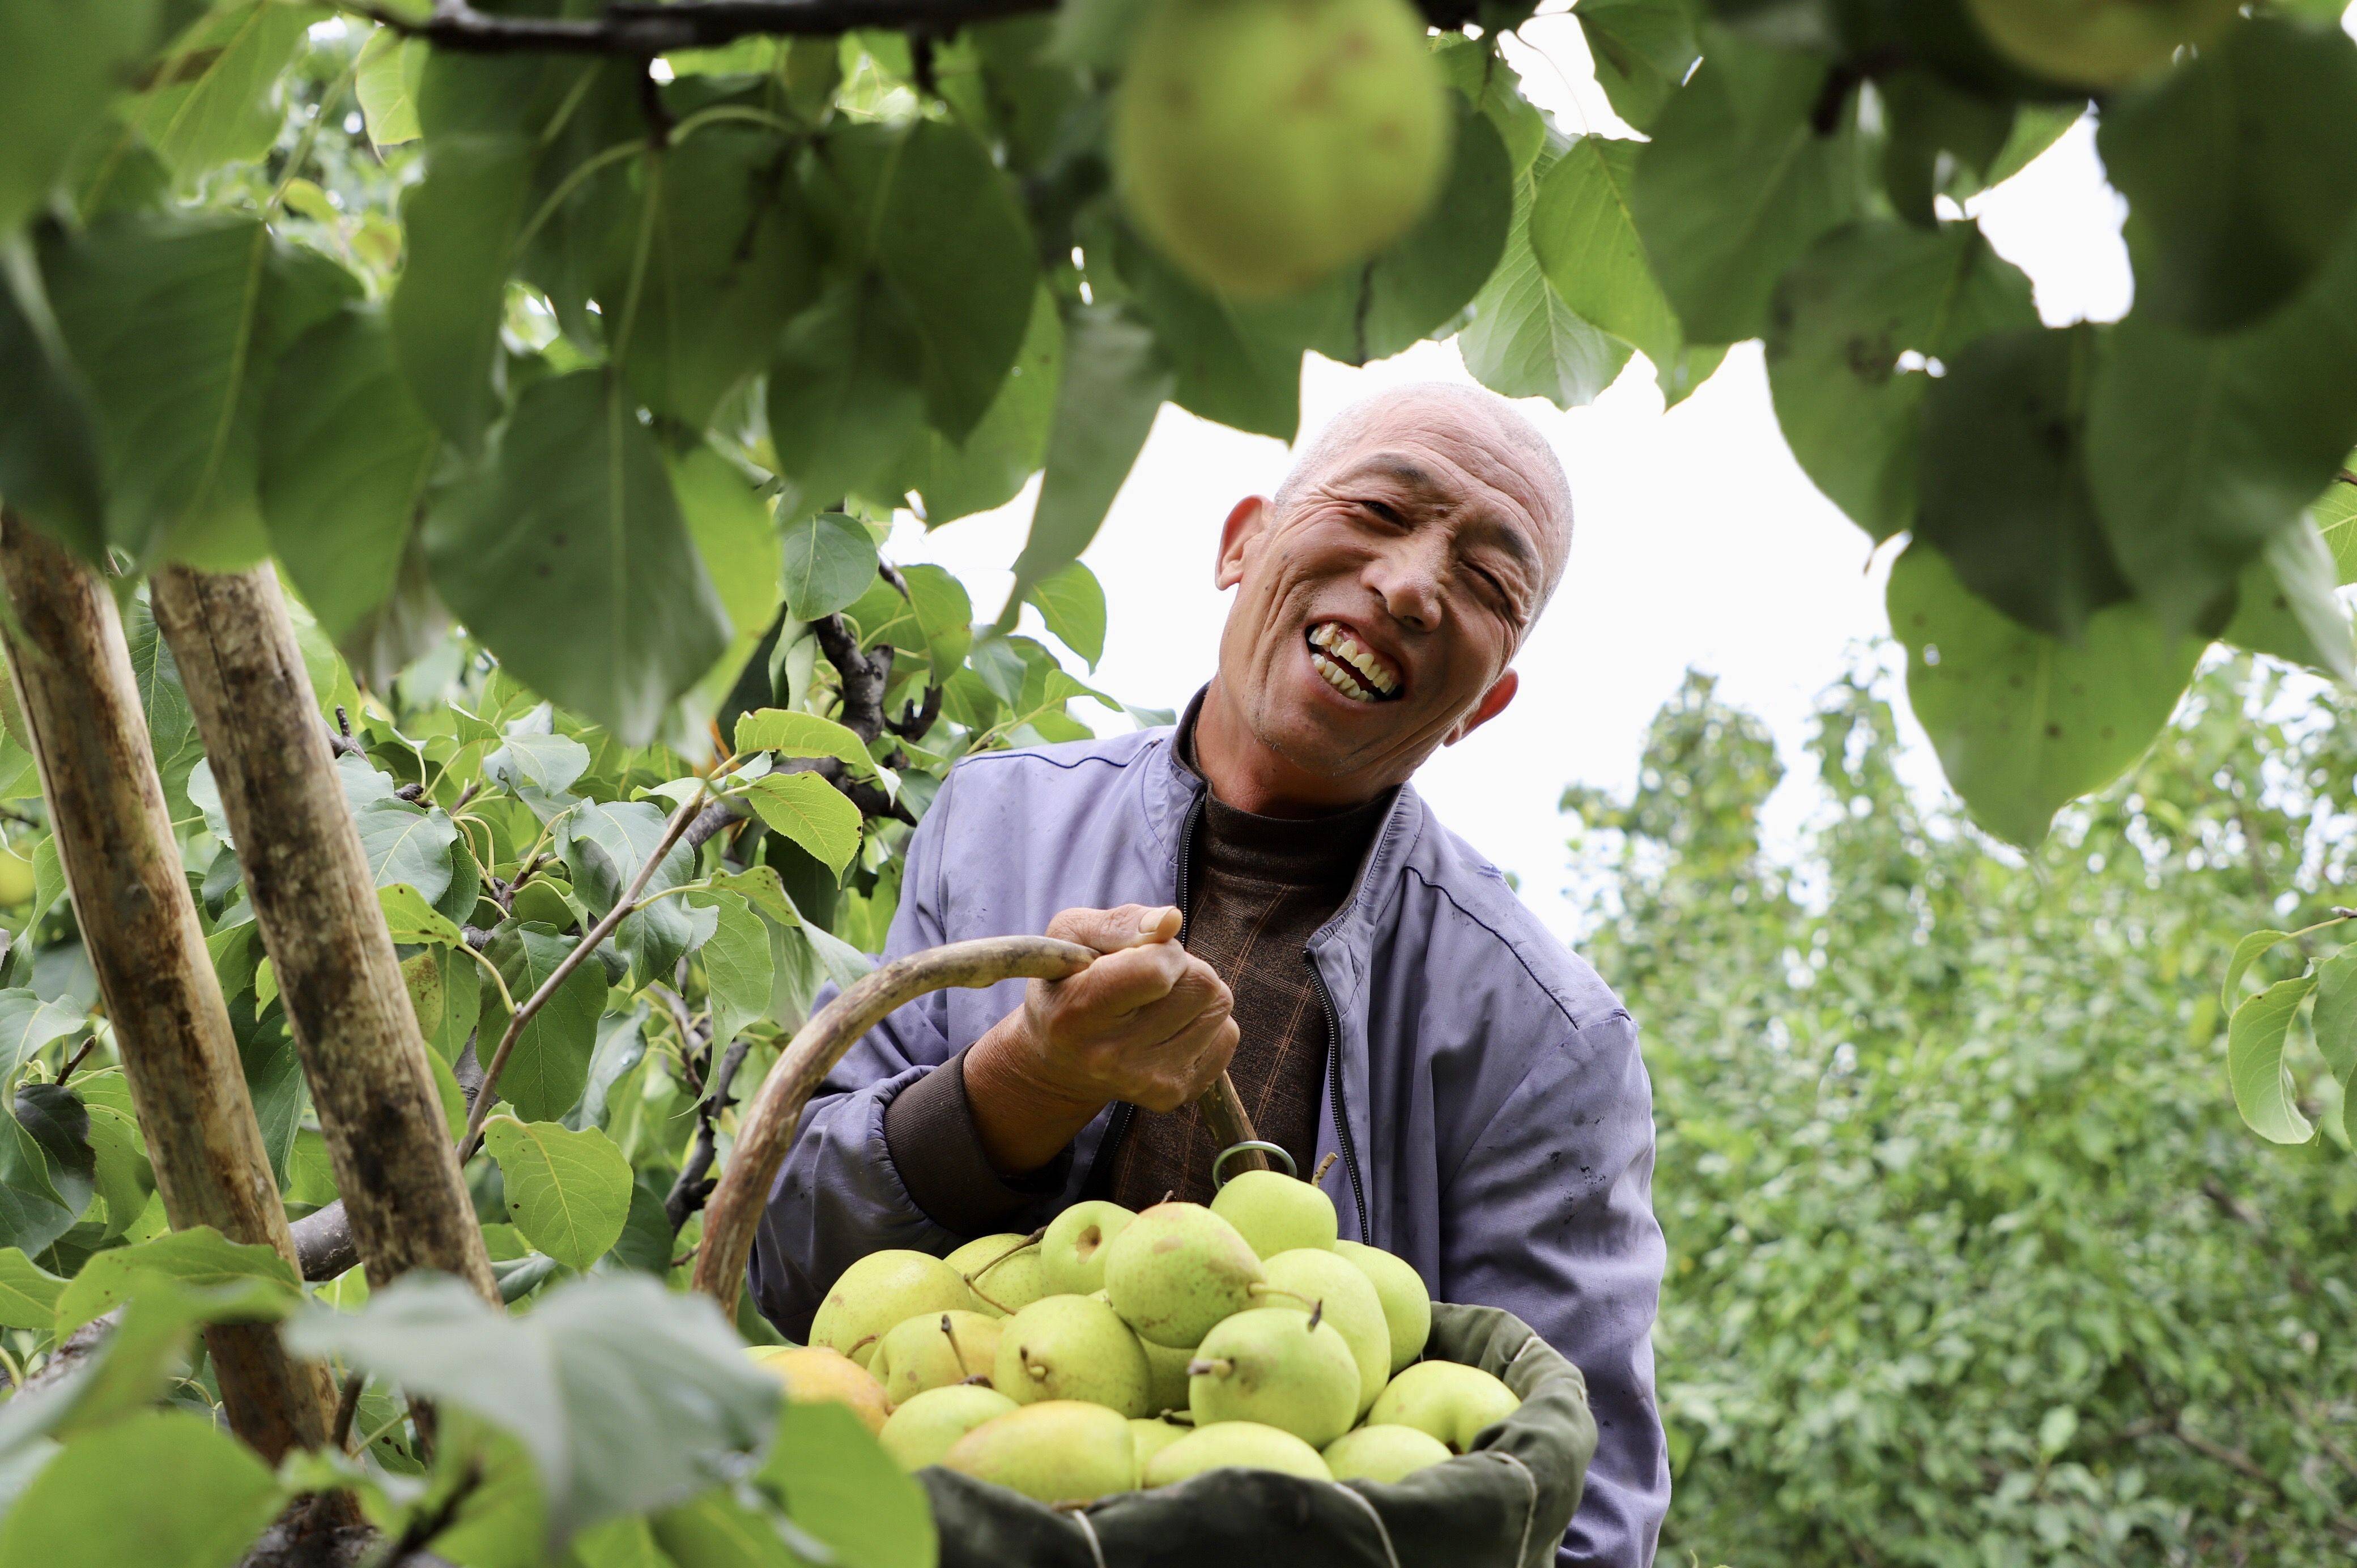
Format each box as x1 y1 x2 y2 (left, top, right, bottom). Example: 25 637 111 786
888 10 2139 938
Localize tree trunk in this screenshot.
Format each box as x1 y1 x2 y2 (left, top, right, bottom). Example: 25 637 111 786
0 514 338 1463
150 565 497 1303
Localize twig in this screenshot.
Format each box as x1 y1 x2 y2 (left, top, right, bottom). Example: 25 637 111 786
332 1370 366 1454
383 1459 483 1567
348 0 1058 56
56 1036 97 1084
666 1036 751 1232
457 789 708 1160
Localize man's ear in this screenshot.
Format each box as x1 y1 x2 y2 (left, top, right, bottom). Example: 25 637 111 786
1445 668 1518 746
1214 496 1271 590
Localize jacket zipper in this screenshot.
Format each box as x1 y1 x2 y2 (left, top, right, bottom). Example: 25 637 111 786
1086 790 1207 1192
1312 960 1369 1241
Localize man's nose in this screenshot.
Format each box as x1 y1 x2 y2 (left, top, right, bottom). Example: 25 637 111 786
1364 537 1445 632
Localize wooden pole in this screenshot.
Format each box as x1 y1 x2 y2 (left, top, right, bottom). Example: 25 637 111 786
0 514 338 1462
150 565 497 1303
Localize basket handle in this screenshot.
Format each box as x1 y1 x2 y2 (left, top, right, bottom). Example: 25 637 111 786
691 935 1265 1315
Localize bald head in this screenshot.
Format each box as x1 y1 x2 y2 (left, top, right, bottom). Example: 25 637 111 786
1272 382 1573 599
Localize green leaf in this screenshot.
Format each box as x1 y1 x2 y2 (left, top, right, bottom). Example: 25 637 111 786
1458 156 1635 410
1630 32 1863 344
284 1273 783 1545
670 443 782 655
2308 943 2357 1091
40 211 360 569
353 799 461 906
707 866 806 930
1888 544 2202 848
131 2 318 185
403 944 480 1064
886 285 1062 526
740 773 863 876
650 1491 807 1568
259 305 441 641
566 1003 648 1134
2227 974 2318 1144
1572 0 1700 133
562 797 706 986
0 1409 285 1568
0 1249 64 1331
0 0 160 235
2225 928 2298 1009
2222 516 2356 683
2084 232 2357 632
390 134 532 453
1914 325 2129 641
1764 219 2039 540
52 1225 297 1336
695 892 774 1050
380 882 467 947
1115 228 1310 442
0 1085 92 1259
734 710 872 773
0 992 85 1081
780 511 880 622
354 27 425 149
896 565 974 681
2316 468 2357 583
0 250 107 560
1350 100 1515 363
482 1117 631 1271
815 118 1037 439
598 129 821 428
1007 302 1172 602
756 1402 938 1568
426 369 733 745
1027 561 1107 668
1431 35 1548 172
768 279 928 513
483 924 607 1123
2098 17 2357 333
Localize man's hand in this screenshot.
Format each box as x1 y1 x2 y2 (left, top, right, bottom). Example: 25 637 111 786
962 904 1238 1175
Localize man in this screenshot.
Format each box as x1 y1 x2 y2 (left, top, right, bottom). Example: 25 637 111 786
751 382 1670 1563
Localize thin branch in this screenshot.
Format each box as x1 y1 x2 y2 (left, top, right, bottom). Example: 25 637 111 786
332 1370 366 1454
457 788 708 1161
351 0 1057 56
666 1035 752 1233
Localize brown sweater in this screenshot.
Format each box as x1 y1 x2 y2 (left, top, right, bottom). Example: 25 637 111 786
1104 785 1389 1206
881 735 1388 1234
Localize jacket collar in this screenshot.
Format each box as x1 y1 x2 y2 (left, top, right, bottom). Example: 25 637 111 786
1143 686 1427 983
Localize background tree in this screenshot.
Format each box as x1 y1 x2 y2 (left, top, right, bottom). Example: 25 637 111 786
1571 664 2357 1565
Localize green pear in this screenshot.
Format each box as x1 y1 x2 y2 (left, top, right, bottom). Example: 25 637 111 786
1334 1241 1431 1374
870 1310 1005 1404
1141 1335 1195 1417
1186 1307 1360 1450
810 1250 976 1367
1260 1248 1390 1416
1143 1421 1332 1486
1127 1416 1191 1482
1365 1361 1520 1453
942 1400 1137 1505
1322 1424 1452 1483
879 1383 1019 1472
1113 0 1450 299
1041 1200 1135 1294
946 1233 1049 1318
1211 1170 1337 1258
1104 1201 1265 1349
993 1294 1153 1416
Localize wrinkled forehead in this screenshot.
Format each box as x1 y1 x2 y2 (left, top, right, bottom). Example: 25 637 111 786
1303 398 1571 585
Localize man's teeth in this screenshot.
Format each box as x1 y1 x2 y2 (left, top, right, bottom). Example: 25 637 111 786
1307 623 1399 696
1310 650 1378 702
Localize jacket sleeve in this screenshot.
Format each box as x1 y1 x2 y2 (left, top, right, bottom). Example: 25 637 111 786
1438 1010 1670 1567
745 766 968 1336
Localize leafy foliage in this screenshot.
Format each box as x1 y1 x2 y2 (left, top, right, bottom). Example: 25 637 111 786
1571 662 2357 1565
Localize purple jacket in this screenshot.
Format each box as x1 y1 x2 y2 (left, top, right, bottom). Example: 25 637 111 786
750 722 1669 1565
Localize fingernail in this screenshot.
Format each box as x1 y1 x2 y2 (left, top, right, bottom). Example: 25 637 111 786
1139 908 1170 934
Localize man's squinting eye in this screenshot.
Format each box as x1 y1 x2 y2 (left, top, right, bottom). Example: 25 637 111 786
1358 499 1407 527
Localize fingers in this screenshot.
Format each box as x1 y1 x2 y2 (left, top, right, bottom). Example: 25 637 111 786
1045 904 1182 955
1131 1012 1240 1113
1056 940 1196 1017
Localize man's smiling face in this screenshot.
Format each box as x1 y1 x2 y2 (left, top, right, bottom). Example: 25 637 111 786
1201 384 1571 811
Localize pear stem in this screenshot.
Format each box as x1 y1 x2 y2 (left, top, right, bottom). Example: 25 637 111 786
1247 1284 1317 1310
971 1228 1045 1282
1312 1152 1339 1186
941 1314 969 1378
1185 1357 1233 1378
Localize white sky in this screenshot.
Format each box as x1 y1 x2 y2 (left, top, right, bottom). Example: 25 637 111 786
888 12 2141 939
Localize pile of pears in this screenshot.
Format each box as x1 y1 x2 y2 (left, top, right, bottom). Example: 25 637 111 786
750 1170 1521 1505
